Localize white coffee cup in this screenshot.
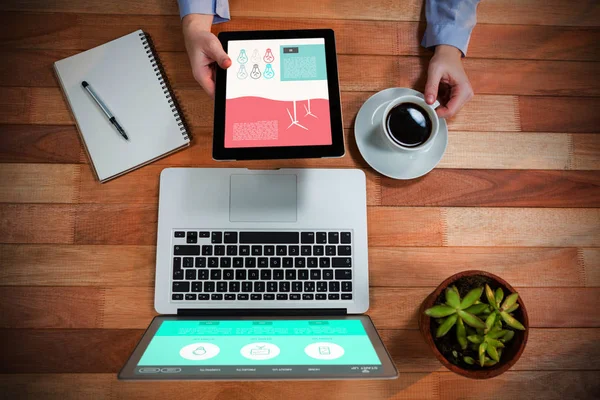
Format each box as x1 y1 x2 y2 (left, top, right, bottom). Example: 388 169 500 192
381 94 440 152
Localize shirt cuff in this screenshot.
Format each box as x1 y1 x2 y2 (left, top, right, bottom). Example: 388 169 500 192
177 0 231 24
421 23 473 56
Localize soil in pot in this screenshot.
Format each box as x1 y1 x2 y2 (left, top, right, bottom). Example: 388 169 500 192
430 275 520 370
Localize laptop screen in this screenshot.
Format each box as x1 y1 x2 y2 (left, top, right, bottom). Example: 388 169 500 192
119 316 397 380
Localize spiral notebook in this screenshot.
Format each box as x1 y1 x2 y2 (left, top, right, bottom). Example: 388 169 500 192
54 30 190 183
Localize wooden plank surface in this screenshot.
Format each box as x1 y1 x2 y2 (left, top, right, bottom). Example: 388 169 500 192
2 245 598 288
1 0 599 27
1 286 597 330
2 13 599 62
4 49 599 97
1 1 599 398
1 328 598 373
2 129 599 171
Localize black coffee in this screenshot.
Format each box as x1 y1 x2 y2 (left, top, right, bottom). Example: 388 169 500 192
385 103 432 148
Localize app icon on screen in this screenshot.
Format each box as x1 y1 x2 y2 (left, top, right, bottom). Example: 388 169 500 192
241 342 280 360
179 342 220 361
305 342 344 360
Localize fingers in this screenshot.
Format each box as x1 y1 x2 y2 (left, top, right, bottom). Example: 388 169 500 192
424 62 443 105
204 36 231 69
193 65 216 99
436 83 473 119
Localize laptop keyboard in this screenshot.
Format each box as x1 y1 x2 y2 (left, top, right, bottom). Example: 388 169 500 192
170 231 353 301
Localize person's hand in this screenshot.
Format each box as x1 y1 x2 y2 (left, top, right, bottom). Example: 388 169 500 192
182 14 232 98
424 45 473 119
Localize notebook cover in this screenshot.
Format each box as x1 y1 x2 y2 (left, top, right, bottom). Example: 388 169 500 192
54 30 190 183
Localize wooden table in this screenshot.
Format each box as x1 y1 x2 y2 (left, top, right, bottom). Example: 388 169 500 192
1 1 599 399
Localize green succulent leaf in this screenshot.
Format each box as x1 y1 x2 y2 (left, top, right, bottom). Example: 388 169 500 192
479 342 488 367
467 335 483 344
486 344 500 362
485 312 497 332
505 303 520 313
460 287 483 310
464 303 489 315
484 358 498 367
495 287 504 306
463 356 475 365
502 330 515 342
500 311 526 330
487 329 508 339
445 287 461 309
501 293 519 311
494 319 503 330
457 310 486 329
436 314 458 338
456 317 468 350
485 338 505 349
425 305 457 318
485 284 498 310
452 350 458 358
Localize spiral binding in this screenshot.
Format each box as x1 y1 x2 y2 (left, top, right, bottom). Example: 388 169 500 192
139 32 190 141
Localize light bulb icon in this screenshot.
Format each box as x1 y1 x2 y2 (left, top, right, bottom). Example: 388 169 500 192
192 346 207 356
250 64 261 79
263 48 275 63
263 63 275 79
251 49 261 64
237 49 248 64
237 64 248 79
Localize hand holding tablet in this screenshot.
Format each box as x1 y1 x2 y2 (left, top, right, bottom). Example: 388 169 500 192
213 30 345 160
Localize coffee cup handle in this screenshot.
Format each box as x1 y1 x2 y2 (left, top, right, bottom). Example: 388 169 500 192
431 100 441 109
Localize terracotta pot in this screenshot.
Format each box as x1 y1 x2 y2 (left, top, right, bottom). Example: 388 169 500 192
419 270 529 379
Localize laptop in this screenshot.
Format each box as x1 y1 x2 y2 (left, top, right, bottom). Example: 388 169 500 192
119 168 397 380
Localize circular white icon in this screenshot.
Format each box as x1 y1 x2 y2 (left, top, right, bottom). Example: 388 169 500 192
179 343 220 361
240 342 280 360
304 342 345 360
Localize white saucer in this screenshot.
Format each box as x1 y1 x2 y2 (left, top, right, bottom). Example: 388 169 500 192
354 88 448 180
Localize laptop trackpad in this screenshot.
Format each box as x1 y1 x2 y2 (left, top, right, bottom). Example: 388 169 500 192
230 174 297 222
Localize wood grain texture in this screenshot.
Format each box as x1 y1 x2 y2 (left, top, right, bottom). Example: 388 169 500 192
6 49 598 97
369 247 591 287
445 208 600 247
2 286 592 330
582 249 600 287
0 204 75 243
5 205 597 247
380 170 600 207
438 371 600 400
2 245 597 288
520 97 600 133
0 372 439 400
2 0 600 26
0 88 522 132
9 86 598 134
0 125 83 163
0 328 597 373
0 163 79 203
2 13 599 61
573 134 600 170
0 245 156 286
2 127 598 172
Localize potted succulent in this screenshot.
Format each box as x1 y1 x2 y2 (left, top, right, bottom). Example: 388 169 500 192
419 270 528 379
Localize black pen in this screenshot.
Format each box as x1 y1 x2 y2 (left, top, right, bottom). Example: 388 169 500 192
81 81 129 141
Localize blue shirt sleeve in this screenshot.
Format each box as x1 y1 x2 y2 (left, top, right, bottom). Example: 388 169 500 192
177 0 230 23
421 0 480 56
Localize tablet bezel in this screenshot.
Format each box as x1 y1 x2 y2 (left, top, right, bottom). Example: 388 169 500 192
213 29 345 160
118 315 397 381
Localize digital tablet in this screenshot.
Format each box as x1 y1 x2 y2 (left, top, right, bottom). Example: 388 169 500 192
118 316 397 380
213 30 345 160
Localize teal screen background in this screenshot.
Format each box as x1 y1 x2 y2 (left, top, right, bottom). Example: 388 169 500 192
138 320 381 366
280 44 328 81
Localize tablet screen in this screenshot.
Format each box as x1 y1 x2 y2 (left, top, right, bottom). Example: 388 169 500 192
119 316 397 380
225 38 332 149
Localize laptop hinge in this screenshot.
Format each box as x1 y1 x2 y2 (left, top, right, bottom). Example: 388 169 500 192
177 308 347 316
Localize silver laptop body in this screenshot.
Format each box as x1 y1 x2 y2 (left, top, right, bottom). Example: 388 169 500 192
155 168 369 315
